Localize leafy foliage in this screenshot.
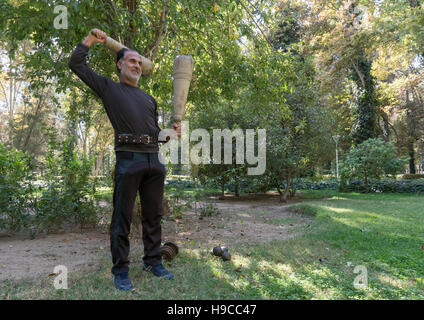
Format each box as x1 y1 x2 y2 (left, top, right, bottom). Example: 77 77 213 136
351 55 377 145
35 131 97 232
340 178 424 194
1 0 424 232
0 142 35 231
0 132 98 234
340 138 406 193
402 174 424 180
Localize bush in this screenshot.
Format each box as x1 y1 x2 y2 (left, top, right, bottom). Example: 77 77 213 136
340 138 405 193
34 136 98 232
165 178 196 189
290 178 340 191
339 178 424 194
0 134 99 235
288 177 424 194
402 174 424 180
0 143 36 231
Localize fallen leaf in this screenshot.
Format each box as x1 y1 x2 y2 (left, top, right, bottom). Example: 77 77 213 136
421 245 424 250
62 238 68 243
48 273 58 277
234 265 242 272
99 246 104 250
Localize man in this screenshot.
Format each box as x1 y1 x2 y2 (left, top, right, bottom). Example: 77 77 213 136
68 29 181 291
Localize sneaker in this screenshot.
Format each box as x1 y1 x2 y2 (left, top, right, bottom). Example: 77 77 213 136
143 262 174 279
114 272 133 291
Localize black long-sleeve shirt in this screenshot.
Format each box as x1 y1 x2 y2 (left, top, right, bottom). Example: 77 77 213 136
68 43 161 153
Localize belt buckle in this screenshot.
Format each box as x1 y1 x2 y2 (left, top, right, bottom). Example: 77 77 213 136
146 135 152 144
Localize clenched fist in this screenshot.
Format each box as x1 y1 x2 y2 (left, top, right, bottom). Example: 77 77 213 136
83 28 107 47
171 123 182 138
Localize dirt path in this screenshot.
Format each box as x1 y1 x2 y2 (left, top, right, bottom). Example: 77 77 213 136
0 194 312 282
161 195 313 249
0 231 109 282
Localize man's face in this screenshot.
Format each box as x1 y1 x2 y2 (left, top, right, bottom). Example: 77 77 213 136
119 50 143 84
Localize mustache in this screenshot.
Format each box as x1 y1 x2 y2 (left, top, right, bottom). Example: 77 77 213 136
121 63 141 79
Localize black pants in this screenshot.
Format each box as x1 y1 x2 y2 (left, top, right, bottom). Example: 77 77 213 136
110 151 166 275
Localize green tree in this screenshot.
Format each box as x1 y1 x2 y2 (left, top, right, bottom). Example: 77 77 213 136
340 138 405 193
250 1 333 202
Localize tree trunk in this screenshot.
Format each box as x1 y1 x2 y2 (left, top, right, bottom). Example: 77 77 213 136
281 172 291 203
234 180 240 197
409 140 416 174
364 168 369 193
101 151 105 176
276 184 282 196
220 180 225 199
123 0 139 47
23 95 44 149
94 155 103 177
351 54 376 145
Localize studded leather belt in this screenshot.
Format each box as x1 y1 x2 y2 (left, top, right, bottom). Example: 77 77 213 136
117 134 157 144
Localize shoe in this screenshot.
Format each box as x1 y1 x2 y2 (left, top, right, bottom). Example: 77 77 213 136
114 272 133 291
143 262 174 279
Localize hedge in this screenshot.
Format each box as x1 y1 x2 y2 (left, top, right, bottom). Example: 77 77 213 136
165 177 424 194
402 174 424 180
340 178 424 194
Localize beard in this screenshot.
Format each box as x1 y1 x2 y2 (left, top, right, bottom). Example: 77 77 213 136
121 61 141 84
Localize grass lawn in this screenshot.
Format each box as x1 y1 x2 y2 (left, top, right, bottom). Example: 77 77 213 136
1 191 423 299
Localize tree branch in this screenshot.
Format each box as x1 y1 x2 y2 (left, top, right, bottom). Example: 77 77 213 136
350 58 366 88
145 1 168 60
0 79 9 109
238 0 274 50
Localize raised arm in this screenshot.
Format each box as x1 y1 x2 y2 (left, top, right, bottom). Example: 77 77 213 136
68 29 110 97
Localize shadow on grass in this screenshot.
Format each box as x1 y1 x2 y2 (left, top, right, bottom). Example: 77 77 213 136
2 193 423 300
